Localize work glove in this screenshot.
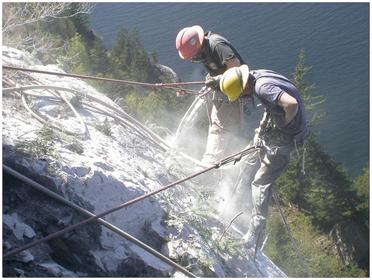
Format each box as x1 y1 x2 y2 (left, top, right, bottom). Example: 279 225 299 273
205 74 221 89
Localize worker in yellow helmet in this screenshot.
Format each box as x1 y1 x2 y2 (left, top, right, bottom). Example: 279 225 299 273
207 65 308 249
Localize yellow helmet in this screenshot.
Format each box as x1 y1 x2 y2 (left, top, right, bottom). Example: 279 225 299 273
219 65 250 102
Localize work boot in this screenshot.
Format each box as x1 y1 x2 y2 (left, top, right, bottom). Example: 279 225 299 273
240 230 266 262
242 224 265 249
242 233 259 250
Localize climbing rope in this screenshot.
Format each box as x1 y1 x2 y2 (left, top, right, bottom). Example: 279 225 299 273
3 145 261 260
5 86 88 138
174 95 204 142
3 85 167 148
2 71 211 276
2 65 204 94
2 164 196 278
2 65 215 168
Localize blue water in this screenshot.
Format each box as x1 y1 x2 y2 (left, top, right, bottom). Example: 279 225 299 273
90 3 369 177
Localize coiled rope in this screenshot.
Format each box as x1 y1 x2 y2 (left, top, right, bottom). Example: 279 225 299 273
3 164 197 278
3 85 167 147
7 86 88 138
3 145 261 260
2 65 215 168
3 84 209 168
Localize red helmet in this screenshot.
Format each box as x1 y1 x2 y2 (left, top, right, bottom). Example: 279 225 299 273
176 25 204 60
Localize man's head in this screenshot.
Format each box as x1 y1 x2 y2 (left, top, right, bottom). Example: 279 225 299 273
176 25 204 61
219 65 250 102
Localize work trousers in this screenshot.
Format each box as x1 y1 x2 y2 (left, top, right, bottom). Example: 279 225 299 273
201 99 242 164
243 125 293 244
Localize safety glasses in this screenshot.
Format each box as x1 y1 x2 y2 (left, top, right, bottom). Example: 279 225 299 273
191 51 205 63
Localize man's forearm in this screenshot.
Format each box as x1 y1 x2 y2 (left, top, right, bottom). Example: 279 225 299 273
283 103 298 125
278 92 299 125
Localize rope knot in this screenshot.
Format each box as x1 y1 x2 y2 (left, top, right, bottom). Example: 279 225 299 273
233 154 242 165
214 161 223 169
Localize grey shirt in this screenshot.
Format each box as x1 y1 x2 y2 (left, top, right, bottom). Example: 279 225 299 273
251 70 307 138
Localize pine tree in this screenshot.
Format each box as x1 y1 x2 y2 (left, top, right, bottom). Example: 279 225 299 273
88 39 110 76
269 50 369 276
62 33 90 74
291 49 325 126
352 166 369 226
110 27 130 76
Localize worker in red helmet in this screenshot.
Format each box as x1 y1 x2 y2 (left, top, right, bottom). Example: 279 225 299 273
176 25 248 164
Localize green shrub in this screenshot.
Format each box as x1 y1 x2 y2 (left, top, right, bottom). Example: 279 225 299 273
94 117 112 137
16 125 58 159
264 208 365 277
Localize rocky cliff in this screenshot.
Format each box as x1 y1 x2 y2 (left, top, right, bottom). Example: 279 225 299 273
2 47 286 277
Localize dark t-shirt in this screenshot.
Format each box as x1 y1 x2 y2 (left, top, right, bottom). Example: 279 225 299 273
202 32 245 76
252 70 307 138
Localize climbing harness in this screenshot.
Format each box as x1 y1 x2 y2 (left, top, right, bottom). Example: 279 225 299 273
3 145 261 260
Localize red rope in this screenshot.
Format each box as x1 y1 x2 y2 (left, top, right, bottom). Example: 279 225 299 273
3 65 205 88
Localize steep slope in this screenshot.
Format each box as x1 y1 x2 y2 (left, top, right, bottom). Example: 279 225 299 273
2 47 286 277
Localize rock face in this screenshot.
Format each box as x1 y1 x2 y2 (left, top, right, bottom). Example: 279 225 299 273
2 47 286 277
154 63 179 83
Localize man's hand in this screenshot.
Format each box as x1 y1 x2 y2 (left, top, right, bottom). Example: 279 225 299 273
205 74 221 89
